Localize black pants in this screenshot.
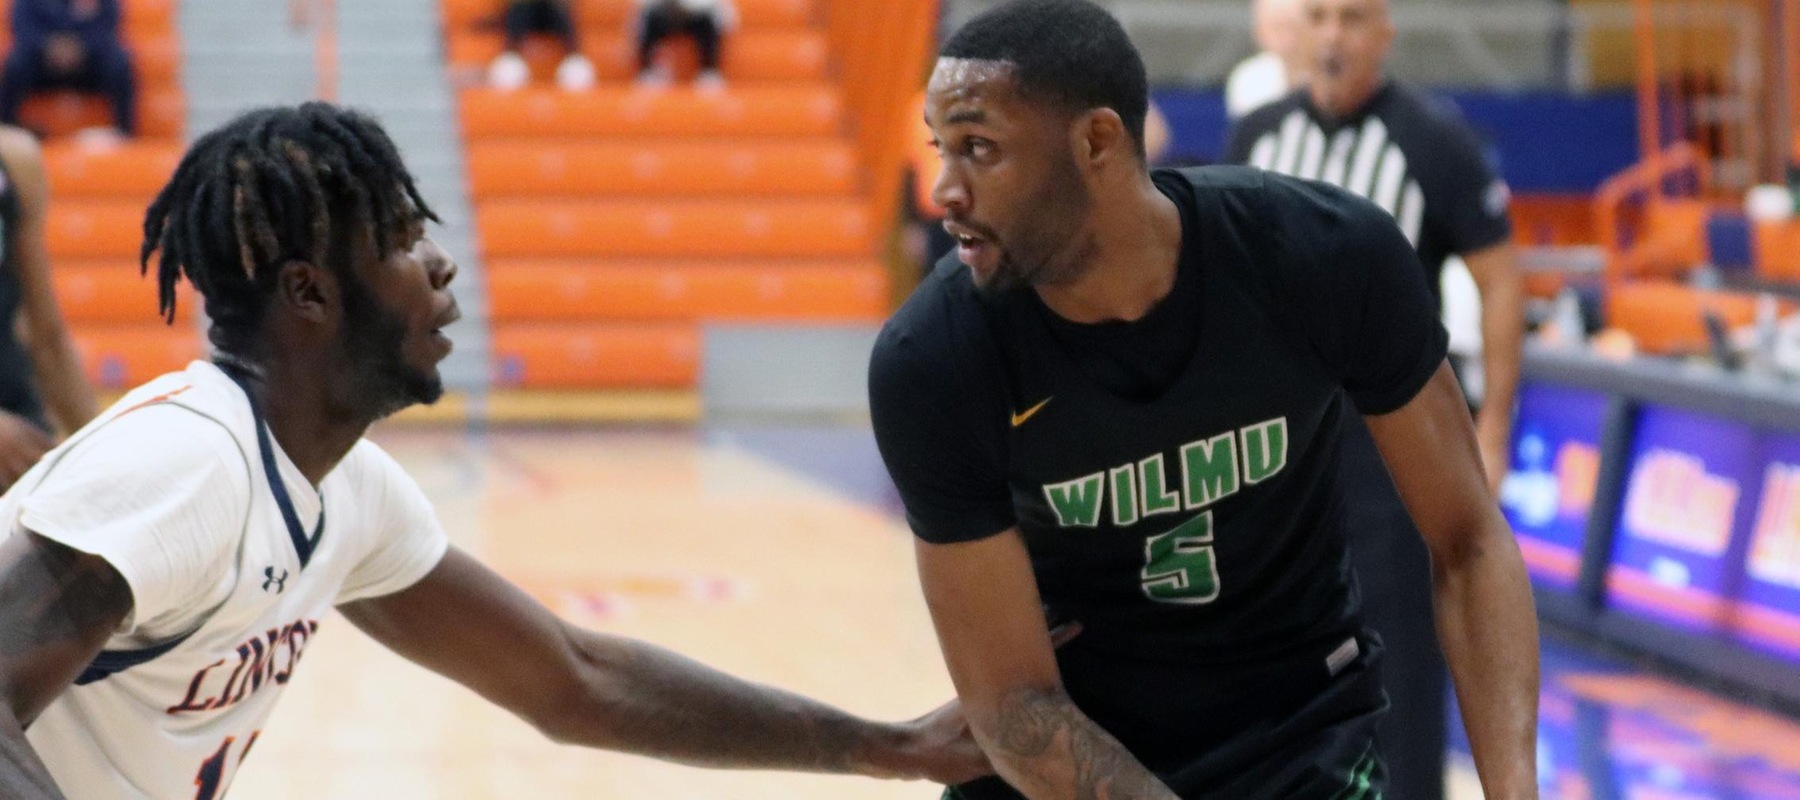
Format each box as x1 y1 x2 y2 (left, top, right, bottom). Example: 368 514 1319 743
503 0 577 51
638 6 722 72
0 40 136 135
1340 418 1447 800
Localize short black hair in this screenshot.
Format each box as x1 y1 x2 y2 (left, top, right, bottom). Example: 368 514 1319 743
940 0 1149 157
140 102 437 357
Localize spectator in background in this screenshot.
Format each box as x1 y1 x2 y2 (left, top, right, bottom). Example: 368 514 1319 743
488 0 597 91
634 0 737 91
0 123 97 491
1225 0 1306 119
0 0 136 139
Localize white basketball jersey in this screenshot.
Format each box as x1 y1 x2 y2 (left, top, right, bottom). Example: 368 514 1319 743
0 361 448 799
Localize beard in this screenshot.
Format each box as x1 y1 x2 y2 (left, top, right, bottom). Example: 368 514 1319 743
337 279 443 421
964 153 1095 294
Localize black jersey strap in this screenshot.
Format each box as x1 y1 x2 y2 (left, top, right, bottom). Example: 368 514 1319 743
219 363 324 569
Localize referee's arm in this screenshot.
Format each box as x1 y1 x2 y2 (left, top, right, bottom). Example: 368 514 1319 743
1461 241 1523 491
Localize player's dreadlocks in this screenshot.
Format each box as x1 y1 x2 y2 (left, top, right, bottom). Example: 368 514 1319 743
140 102 438 356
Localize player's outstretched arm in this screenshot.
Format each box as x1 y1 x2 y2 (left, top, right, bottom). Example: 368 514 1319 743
0 531 134 800
1365 363 1540 799
338 546 990 784
916 530 1178 800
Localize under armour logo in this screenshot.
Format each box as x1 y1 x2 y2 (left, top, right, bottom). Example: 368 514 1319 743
262 567 289 593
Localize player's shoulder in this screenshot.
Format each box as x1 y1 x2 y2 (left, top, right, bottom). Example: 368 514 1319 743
334 438 423 497
1232 90 1308 137
1376 82 1485 147
1164 164 1382 238
876 256 990 364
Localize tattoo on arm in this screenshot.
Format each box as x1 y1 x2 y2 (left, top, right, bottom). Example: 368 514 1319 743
988 687 1175 800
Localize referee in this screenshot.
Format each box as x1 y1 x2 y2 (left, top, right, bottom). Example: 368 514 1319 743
1224 0 1525 798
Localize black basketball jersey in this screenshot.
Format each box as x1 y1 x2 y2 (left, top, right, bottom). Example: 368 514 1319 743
1224 82 1512 297
869 166 1447 790
0 150 43 428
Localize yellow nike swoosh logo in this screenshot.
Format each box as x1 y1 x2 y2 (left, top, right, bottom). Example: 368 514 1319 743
1011 397 1053 427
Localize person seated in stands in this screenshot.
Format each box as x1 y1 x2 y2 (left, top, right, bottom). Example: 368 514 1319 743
634 0 736 91
488 0 597 92
0 0 137 140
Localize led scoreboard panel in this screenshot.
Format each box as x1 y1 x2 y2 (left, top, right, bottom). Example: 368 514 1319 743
1603 404 1800 665
1736 430 1800 661
1499 382 1609 590
1607 405 1760 634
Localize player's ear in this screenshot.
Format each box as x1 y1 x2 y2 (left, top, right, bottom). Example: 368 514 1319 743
1076 107 1130 168
276 260 338 324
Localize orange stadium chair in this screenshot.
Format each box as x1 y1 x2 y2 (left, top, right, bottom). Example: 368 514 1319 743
477 199 873 259
486 260 887 321
19 87 184 140
46 201 145 260
1604 282 1768 356
491 323 699 388
43 141 180 199
465 140 856 198
440 0 814 31
0 33 180 86
71 323 204 390
0 0 176 38
458 85 842 138
53 261 193 324
446 29 828 83
1754 219 1800 283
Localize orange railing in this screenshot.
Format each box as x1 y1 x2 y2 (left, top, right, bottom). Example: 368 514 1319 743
824 0 938 236
1594 141 1711 284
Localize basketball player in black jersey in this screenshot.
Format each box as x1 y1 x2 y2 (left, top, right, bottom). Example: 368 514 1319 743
0 126 95 491
868 1 1540 798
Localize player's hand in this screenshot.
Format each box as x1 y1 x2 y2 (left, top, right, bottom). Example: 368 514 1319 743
0 411 52 492
889 698 991 785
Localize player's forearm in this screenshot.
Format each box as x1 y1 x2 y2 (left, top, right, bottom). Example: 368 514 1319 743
972 686 1177 800
28 335 96 436
542 628 920 778
0 711 65 799
1431 513 1539 799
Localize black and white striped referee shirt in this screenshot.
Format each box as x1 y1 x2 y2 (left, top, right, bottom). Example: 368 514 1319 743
1223 82 1513 299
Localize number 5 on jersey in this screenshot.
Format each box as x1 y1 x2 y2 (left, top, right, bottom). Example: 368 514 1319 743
1141 511 1220 603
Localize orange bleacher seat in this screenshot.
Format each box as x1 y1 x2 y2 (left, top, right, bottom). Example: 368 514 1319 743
0 33 180 86
441 0 813 32
466 140 855 197
46 200 143 259
1754 219 1800 283
486 260 887 321
71 323 202 390
43 140 179 199
478 198 872 258
491 322 698 388
19 87 182 139
1604 282 1768 355
459 85 840 137
53 261 192 324
446 29 827 83
0 0 176 39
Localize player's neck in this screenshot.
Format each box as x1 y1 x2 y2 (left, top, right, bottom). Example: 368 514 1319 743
1033 177 1182 324
238 355 372 487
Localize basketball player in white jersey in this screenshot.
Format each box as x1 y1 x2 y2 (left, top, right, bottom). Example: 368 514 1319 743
0 103 988 799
